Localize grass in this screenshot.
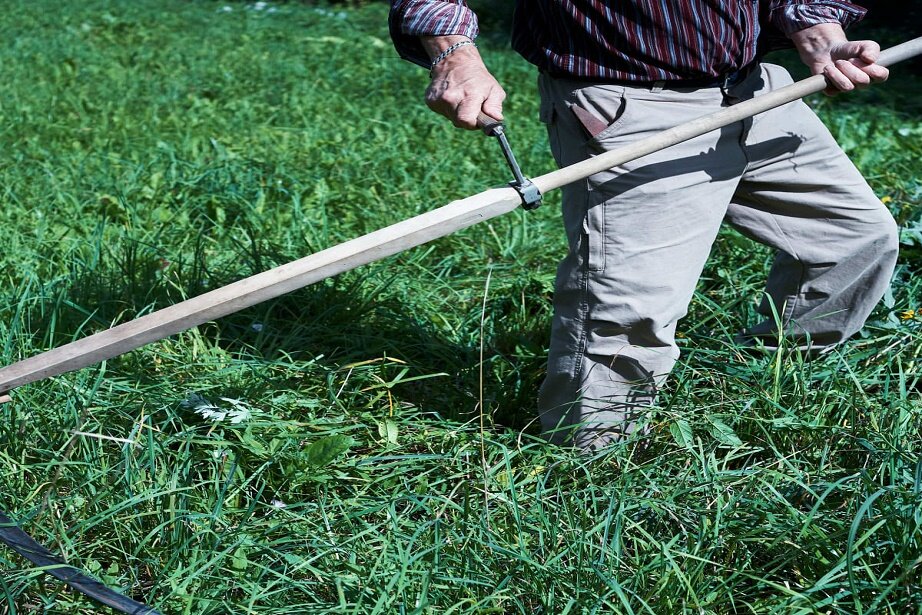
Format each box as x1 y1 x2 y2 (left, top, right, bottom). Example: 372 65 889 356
0 1 920 613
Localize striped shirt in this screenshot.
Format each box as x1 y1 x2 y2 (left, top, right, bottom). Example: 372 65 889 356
389 1 867 81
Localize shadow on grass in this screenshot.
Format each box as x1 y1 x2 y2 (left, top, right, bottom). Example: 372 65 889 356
10 234 551 434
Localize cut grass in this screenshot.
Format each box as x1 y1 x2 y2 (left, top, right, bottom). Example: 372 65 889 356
0 1 920 613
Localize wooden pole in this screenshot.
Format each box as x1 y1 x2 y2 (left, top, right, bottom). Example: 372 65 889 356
0 188 523 394
1 37 920 396
532 36 922 194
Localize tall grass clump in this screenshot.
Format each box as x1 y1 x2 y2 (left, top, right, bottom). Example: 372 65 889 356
0 1 919 613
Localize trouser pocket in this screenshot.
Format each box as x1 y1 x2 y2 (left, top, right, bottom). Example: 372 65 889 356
538 75 637 274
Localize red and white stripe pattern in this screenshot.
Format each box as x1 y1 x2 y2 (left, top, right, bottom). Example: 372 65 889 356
390 1 866 80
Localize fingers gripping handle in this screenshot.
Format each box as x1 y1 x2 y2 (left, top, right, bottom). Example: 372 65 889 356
477 111 504 136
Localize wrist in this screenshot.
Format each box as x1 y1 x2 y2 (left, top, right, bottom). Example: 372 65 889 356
422 37 485 79
790 23 847 63
428 40 476 75
431 45 482 76
422 35 476 69
421 35 473 57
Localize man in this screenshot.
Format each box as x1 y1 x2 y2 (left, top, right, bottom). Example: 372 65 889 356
389 1 898 449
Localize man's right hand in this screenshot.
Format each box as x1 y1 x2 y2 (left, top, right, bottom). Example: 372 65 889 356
421 35 506 130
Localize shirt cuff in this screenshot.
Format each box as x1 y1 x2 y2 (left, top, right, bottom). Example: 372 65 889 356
769 2 867 35
389 1 479 69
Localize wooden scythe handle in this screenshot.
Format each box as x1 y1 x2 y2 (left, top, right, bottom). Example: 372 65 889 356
532 36 922 195
1 36 920 397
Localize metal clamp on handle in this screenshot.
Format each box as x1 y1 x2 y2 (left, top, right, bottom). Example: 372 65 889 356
512 178 542 211
477 112 543 210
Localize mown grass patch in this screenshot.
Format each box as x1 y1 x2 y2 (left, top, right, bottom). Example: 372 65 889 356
0 1 920 613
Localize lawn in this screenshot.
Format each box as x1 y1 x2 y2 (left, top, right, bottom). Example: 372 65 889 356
0 1 920 613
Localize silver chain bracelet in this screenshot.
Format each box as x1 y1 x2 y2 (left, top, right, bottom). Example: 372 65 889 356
429 39 476 76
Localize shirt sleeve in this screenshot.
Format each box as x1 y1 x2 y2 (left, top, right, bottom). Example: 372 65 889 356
767 1 867 35
389 1 480 69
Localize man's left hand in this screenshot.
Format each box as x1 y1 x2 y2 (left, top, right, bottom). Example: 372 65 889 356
791 23 889 95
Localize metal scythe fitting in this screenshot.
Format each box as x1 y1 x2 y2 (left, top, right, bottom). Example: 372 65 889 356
477 112 542 210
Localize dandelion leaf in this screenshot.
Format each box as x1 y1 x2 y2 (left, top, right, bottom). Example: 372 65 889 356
303 435 354 467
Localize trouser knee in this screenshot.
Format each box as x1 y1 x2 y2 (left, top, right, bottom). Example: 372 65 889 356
875 214 900 264
833 206 899 276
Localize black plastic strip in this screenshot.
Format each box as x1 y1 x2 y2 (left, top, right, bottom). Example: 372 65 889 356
0 511 161 615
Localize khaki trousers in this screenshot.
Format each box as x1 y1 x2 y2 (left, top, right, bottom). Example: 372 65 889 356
536 63 899 449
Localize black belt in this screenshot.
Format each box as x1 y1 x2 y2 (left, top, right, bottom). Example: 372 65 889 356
548 63 756 89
